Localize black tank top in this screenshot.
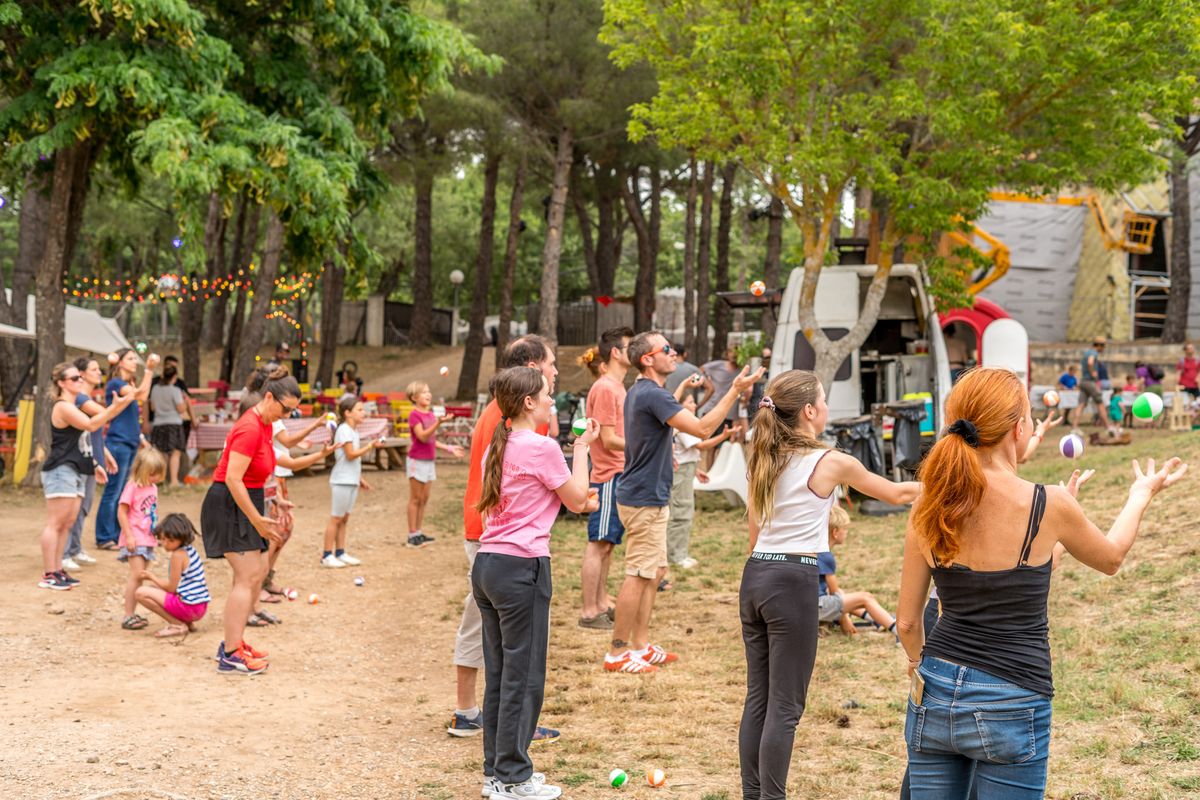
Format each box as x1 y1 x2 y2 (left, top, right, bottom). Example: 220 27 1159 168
42 401 96 475
923 484 1054 697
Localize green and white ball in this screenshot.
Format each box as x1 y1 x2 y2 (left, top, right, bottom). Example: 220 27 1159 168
1132 392 1163 420
609 769 628 788
572 417 589 437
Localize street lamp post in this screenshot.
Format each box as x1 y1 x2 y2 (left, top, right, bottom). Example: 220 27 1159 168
449 269 465 346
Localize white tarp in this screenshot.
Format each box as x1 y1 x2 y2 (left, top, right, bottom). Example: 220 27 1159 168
2 291 133 354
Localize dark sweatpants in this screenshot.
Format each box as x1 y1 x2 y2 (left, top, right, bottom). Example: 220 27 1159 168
738 558 819 800
472 552 552 785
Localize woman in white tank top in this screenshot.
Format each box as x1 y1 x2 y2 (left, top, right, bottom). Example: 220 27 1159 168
739 370 920 800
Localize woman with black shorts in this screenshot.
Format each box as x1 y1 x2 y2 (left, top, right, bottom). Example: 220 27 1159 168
201 367 300 675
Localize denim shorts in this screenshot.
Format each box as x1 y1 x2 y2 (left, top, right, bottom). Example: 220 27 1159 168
587 474 624 545
905 656 1052 799
42 463 88 499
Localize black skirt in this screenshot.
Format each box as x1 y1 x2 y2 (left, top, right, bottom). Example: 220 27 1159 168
150 424 187 454
201 482 267 558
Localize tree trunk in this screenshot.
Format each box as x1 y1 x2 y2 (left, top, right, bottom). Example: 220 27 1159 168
408 164 436 347
683 157 698 358
537 126 573 342
713 162 736 356
496 154 527 370
649 167 662 313
595 167 619 296
624 167 655 331
221 201 261 384
571 166 602 299
317 247 347 389
1164 156 1192 343
180 193 224 388
27 142 94 483
233 212 284 382
205 195 247 351
762 195 784 345
0 170 47 407
696 161 715 362
853 184 873 238
458 151 501 400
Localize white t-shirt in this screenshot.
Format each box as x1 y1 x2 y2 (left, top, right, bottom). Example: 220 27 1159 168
329 423 361 486
272 420 293 478
673 430 702 466
753 450 834 555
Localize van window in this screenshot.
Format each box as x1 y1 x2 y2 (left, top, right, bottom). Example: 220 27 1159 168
793 329 852 380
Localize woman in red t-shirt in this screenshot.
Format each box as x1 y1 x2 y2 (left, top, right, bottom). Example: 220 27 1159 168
200 367 300 675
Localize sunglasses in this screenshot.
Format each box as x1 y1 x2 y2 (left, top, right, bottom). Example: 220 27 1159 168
657 344 672 356
63 374 84 383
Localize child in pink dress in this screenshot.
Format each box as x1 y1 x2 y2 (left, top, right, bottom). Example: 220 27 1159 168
117 448 167 631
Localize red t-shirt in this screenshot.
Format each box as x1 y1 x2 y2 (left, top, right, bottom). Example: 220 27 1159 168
213 408 277 489
586 375 625 483
463 400 550 540
1177 357 1199 389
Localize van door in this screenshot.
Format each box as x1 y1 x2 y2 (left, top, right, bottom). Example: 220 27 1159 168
981 318 1030 386
928 312 953 432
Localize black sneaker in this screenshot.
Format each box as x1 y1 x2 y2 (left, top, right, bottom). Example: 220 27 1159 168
57 570 80 586
406 533 435 548
38 572 72 591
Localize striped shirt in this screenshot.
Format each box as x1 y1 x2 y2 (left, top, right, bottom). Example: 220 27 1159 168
176 545 211 605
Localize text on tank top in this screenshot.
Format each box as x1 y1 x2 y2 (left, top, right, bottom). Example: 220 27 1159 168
752 449 835 555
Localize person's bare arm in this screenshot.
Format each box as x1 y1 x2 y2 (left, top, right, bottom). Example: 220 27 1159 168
55 393 134 433
412 417 442 443
747 494 760 552
824 573 842 595
694 427 734 451
669 366 765 438
555 419 600 512
598 425 624 452
343 439 377 460
896 517 933 674
277 442 345 471
127 354 160 402
1020 412 1062 463
117 503 132 548
697 374 715 409
223 451 280 544
275 418 324 448
812 450 920 505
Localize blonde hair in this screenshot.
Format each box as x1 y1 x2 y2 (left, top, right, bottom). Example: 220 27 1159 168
476 367 546 516
406 380 430 401
577 347 601 377
130 447 167 486
47 362 77 401
913 368 1027 563
746 370 828 525
828 504 850 532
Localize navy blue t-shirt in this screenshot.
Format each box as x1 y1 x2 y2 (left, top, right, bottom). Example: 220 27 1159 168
615 378 683 507
74 393 103 466
817 551 837 596
105 378 140 447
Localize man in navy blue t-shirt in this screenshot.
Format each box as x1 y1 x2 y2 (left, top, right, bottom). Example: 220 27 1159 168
603 331 762 674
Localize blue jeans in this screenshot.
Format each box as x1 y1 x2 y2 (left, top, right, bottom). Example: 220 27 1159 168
905 657 1052 800
64 472 97 558
95 440 136 547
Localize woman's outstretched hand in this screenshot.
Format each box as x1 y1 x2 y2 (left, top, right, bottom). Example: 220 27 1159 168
1129 457 1188 502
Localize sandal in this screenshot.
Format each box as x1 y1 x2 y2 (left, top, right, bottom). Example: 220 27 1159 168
657 579 673 593
155 624 187 638
121 614 148 630
246 613 270 628
256 610 282 625
259 590 282 604
97 542 119 551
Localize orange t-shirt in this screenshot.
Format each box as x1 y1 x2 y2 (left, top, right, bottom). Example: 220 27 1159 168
586 375 625 483
463 400 550 540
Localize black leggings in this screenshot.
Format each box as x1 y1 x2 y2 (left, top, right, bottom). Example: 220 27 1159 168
738 558 819 800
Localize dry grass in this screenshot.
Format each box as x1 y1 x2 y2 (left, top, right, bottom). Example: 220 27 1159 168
513 428 1200 799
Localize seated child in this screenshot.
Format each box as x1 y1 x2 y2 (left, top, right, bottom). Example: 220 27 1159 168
134 513 210 638
818 506 899 642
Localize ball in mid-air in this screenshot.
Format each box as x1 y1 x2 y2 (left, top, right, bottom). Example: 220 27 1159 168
1059 433 1084 460
439 365 450 376
1132 392 1163 420
608 769 628 788
107 352 120 365
750 280 766 297
572 417 589 437
1042 390 1059 408
646 768 666 788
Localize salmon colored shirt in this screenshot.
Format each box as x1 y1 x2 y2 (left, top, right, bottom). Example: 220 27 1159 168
463 400 549 540
586 375 625 483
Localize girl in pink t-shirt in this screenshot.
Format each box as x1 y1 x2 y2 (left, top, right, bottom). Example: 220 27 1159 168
472 367 598 798
405 380 465 548
117 447 167 631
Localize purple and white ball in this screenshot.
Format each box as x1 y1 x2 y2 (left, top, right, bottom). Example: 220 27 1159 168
1058 433 1085 460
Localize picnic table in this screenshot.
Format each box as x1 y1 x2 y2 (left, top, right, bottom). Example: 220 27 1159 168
188 417 405 470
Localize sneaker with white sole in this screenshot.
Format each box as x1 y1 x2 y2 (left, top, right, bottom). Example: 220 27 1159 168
481 776 500 797
337 553 361 566
74 551 97 565
636 643 679 666
491 774 560 800
678 557 699 569
447 711 483 737
62 557 82 571
320 554 346 568
603 650 658 673
37 572 72 591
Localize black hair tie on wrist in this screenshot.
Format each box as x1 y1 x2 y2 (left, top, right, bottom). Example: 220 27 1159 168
947 418 979 448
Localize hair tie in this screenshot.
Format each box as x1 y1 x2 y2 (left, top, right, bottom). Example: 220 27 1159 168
758 396 776 411
947 418 979 448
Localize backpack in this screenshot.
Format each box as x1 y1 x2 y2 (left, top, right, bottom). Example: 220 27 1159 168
1150 364 1165 381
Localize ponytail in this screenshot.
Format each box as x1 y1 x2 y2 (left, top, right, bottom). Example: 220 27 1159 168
912 368 1027 563
476 421 511 516
746 370 827 525
577 347 601 377
475 366 548 516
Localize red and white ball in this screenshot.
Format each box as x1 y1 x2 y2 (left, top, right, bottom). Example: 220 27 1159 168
1042 390 1060 408
439 366 450 376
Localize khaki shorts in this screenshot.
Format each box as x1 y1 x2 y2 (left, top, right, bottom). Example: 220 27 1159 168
617 504 669 579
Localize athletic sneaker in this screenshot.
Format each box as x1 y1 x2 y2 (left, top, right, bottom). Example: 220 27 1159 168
578 613 613 630
637 643 679 666
447 711 483 737
57 570 80 586
678 557 699 569
38 572 72 591
62 557 82 571
74 551 97 565
531 726 560 744
482 776 500 797
490 774 561 799
320 554 346 568
337 552 361 566
407 533 435 548
240 640 269 660
217 643 268 676
603 650 658 673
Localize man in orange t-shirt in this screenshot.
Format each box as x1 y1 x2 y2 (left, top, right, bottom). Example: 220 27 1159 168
449 335 559 741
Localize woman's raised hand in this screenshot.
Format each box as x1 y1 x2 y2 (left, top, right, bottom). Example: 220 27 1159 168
1129 457 1188 502
1060 469 1095 498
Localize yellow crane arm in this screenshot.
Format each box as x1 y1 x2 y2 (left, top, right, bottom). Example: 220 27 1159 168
946 225 1012 296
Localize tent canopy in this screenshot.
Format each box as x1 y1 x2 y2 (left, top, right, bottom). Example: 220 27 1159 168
2 291 133 354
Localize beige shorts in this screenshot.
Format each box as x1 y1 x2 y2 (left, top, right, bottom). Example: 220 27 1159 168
453 540 484 669
617 504 669 579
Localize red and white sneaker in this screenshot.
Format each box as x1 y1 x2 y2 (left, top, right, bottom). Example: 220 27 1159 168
240 641 269 661
636 644 678 666
603 650 658 674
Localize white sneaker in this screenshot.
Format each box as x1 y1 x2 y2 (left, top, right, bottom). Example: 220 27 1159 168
678 557 699 569
491 774 560 800
75 551 97 565
482 776 500 797
320 554 346 568
62 557 82 571
338 553 361 566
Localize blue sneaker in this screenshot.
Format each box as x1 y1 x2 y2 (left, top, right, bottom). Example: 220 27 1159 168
447 711 483 737
217 641 268 676
532 725 560 744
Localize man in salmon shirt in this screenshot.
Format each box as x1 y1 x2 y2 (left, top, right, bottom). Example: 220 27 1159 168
449 334 562 743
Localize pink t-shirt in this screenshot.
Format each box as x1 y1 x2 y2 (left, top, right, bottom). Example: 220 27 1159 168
479 429 572 559
408 408 437 461
119 481 159 549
